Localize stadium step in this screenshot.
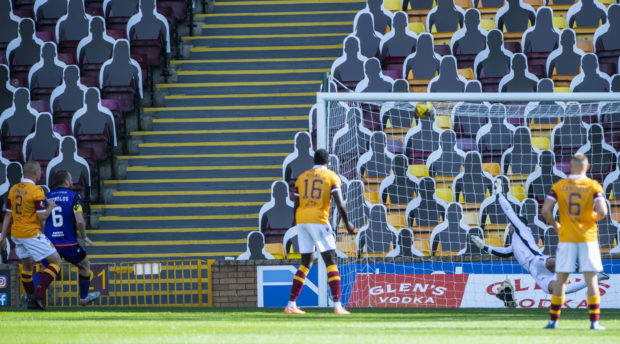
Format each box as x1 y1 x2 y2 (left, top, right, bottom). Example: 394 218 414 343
91 0 365 263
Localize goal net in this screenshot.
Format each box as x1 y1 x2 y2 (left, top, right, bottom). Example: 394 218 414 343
315 90 620 308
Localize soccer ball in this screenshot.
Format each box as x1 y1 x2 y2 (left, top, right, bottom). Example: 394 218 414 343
416 101 434 119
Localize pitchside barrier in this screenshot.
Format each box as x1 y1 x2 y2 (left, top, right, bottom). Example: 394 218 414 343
18 260 215 307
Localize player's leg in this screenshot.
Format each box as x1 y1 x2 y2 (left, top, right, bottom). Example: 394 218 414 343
546 242 576 328
320 249 348 314
20 256 35 304
580 241 605 330
76 257 100 305
285 252 312 314
31 250 61 310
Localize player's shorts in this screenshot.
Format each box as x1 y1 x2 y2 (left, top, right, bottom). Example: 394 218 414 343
12 234 57 262
556 241 603 273
528 256 555 294
297 223 337 254
55 244 87 265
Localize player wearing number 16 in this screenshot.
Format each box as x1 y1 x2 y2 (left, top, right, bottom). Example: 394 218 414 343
542 153 608 330
44 170 100 306
284 149 356 315
0 160 60 310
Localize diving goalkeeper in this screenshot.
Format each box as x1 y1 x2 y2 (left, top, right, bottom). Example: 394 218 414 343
471 193 609 307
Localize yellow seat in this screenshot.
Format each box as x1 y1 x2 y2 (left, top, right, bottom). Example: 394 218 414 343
598 0 614 4
485 235 505 247
436 187 454 203
365 190 380 204
482 162 501 176
414 240 431 256
576 40 593 54
463 210 480 226
458 68 474 80
410 164 430 178
388 212 408 228
511 185 526 201
384 0 403 10
409 22 426 34
265 243 284 259
435 115 452 129
553 16 567 29
363 251 388 258
337 236 357 257
555 86 572 93
531 136 551 150
481 19 496 31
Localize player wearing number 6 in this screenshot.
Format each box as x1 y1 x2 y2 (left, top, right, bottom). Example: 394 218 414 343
44 170 100 306
0 160 60 310
542 153 608 330
284 149 356 315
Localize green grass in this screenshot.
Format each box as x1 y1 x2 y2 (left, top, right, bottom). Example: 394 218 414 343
1 307 619 344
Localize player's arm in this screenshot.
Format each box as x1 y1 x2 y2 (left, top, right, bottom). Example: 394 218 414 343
333 189 355 235
0 210 11 250
74 196 92 245
36 199 56 222
593 193 608 222
542 189 560 233
471 235 514 258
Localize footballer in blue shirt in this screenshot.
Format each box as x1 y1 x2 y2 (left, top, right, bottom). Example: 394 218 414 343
44 170 100 305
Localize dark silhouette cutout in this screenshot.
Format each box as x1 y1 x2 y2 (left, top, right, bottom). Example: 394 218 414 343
1 161 22 205
597 199 620 249
476 104 514 162
474 29 512 79
332 107 371 180
547 29 583 77
29 42 66 89
387 228 424 258
358 132 393 178
451 9 487 56
404 104 442 159
72 88 117 145
403 33 441 80
51 65 87 115
406 177 447 227
428 130 465 177
0 146 9 198
519 198 546 245
480 176 520 230
579 123 616 181
452 81 489 137
359 0 393 34
7 19 43 69
57 0 92 43
78 16 116 66
127 0 171 53
551 102 587 157
0 0 19 47
104 0 139 17
356 58 393 92
464 227 485 255
427 0 464 33
46 136 90 188
542 226 558 256
35 0 68 22
354 12 382 59
430 202 467 255
0 65 14 114
475 0 504 7
526 150 565 203
22 113 61 161
237 231 274 260
502 126 539 174
380 80 415 129
499 53 538 92
283 226 300 258
342 180 370 229
380 12 417 60
380 154 419 205
403 0 434 10
526 78 564 124
357 204 397 257
567 0 607 29
100 39 143 98
332 36 366 84
454 151 493 203
430 56 466 92
283 132 314 184
594 4 620 52
571 53 611 92
604 152 620 199
259 181 295 243
496 0 536 33
0 88 37 139
523 7 560 53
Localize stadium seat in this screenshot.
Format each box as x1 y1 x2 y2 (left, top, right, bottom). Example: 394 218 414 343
99 40 143 113
127 0 170 66
258 181 295 244
429 202 468 256
73 88 117 163
356 204 398 258
406 177 447 227
454 151 493 203
429 55 467 92
264 243 284 260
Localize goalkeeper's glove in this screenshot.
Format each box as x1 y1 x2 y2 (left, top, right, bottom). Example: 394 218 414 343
471 235 485 250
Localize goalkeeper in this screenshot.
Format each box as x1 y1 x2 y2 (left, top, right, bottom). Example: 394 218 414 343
471 193 608 307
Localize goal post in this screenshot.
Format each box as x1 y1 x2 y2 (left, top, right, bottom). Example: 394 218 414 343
315 91 620 308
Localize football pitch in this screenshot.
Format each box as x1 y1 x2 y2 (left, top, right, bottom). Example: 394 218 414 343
1 307 619 344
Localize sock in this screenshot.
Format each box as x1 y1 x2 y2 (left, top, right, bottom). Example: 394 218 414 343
564 280 587 294
21 271 34 295
588 294 600 322
549 295 564 322
289 265 309 303
34 264 59 299
327 265 341 303
78 274 90 300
